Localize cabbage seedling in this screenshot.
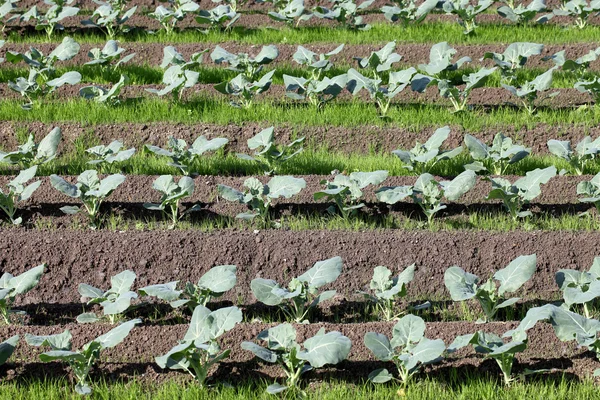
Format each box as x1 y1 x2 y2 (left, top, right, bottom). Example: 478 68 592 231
82 0 137 38
416 42 472 77
149 0 199 34
502 66 558 114
464 133 531 175
577 172 600 214
20 0 79 39
0 0 18 33
497 0 547 24
139 265 237 311
156 305 242 386
251 256 342 323
0 335 19 365
483 42 544 84
211 45 279 81
442 0 493 34
50 170 126 228
551 0 600 29
556 257 600 318
236 127 304 175
143 175 201 228
0 166 42 225
215 70 275 109
313 0 374 30
77 270 137 324
365 314 445 387
38 319 141 395
547 136 600 175
444 254 537 322
0 127 61 168
86 139 135 170
85 40 136 71
195 5 239 30
80 74 129 106
242 323 351 395
381 0 437 26
269 0 312 27
0 264 45 324
25 330 72 350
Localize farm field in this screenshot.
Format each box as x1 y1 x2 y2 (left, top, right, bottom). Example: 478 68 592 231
3 0 600 398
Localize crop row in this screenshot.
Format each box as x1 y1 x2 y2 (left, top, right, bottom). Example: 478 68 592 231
2 254 600 394
4 38 600 115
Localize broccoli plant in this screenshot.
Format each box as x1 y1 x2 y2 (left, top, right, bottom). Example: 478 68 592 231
146 135 229 176
147 46 208 102
485 166 557 220
0 126 61 168
139 265 237 311
195 4 239 30
360 264 421 321
577 172 600 214
547 136 600 175
235 127 304 175
82 0 137 38
575 77 600 103
77 270 137 324
218 176 306 227
464 133 531 174
444 254 537 322
0 264 45 324
37 319 140 395
156 305 242 387
268 0 312 27
391 126 463 174
381 0 438 26
483 42 544 84
143 175 201 228
86 140 135 170
502 66 558 114
415 41 472 78
0 0 18 33
211 45 279 81
353 41 402 79
0 336 19 365
551 0 600 29
314 170 388 219
84 40 136 71
6 37 81 110
80 74 129 106
497 0 547 24
0 166 42 225
376 170 477 225
365 314 445 387
50 170 126 228
545 48 600 78
20 0 80 39
442 0 494 34
250 256 343 323
556 257 600 318
242 323 351 395
313 0 374 30
149 0 199 35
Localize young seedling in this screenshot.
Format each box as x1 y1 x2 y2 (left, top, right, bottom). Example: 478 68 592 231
464 133 531 175
0 0 18 33
381 0 437 26
50 170 126 228
390 126 463 174
502 66 558 114
0 264 45 324
497 0 547 24
578 172 600 214
0 166 42 225
86 139 135 170
20 0 79 39
442 0 493 34
149 0 199 35
77 270 137 324
215 70 275 109
314 170 388 219
376 170 477 225
157 305 242 386
25 330 72 351
80 74 129 106
242 323 351 395
236 127 304 175
313 0 374 30
218 176 306 227
82 0 138 38
0 127 61 168
268 0 313 27
195 4 239 31
365 314 445 387
0 335 19 365
483 42 544 84
143 175 201 228
250 256 343 323
139 265 237 311
444 254 537 322
556 257 600 318
146 135 228 176
37 319 141 395
550 0 600 29
547 136 600 175
485 166 557 220
211 45 279 82
85 40 136 71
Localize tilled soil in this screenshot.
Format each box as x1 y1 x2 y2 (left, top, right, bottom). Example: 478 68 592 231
0 321 597 383
2 229 600 306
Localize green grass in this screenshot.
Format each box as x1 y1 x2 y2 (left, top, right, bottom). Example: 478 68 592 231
7 22 600 45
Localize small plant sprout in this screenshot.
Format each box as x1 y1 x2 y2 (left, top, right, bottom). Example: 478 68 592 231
0 336 19 366
376 170 477 226
80 74 129 106
550 0 600 29
578 173 600 213
442 0 494 34
360 264 428 321
497 0 547 24
502 66 558 114
218 176 306 227
313 0 375 30
143 175 201 228
485 166 557 220
250 256 343 323
314 170 388 219
556 257 600 318
50 170 126 228
37 319 141 395
0 1 18 33
416 42 472 78
0 166 42 225
82 0 138 38
0 264 45 324
268 0 313 27
211 45 279 82
86 139 135 170
20 0 80 39
149 0 200 35
156 305 242 387
391 126 463 174
139 265 237 312
483 43 544 84
85 40 136 71
547 137 600 175
464 133 531 175
77 270 137 324
242 323 352 395
444 254 537 322
381 0 438 27
545 48 600 78
0 127 61 168
146 135 228 176
195 4 239 31
365 314 445 387
236 127 304 175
